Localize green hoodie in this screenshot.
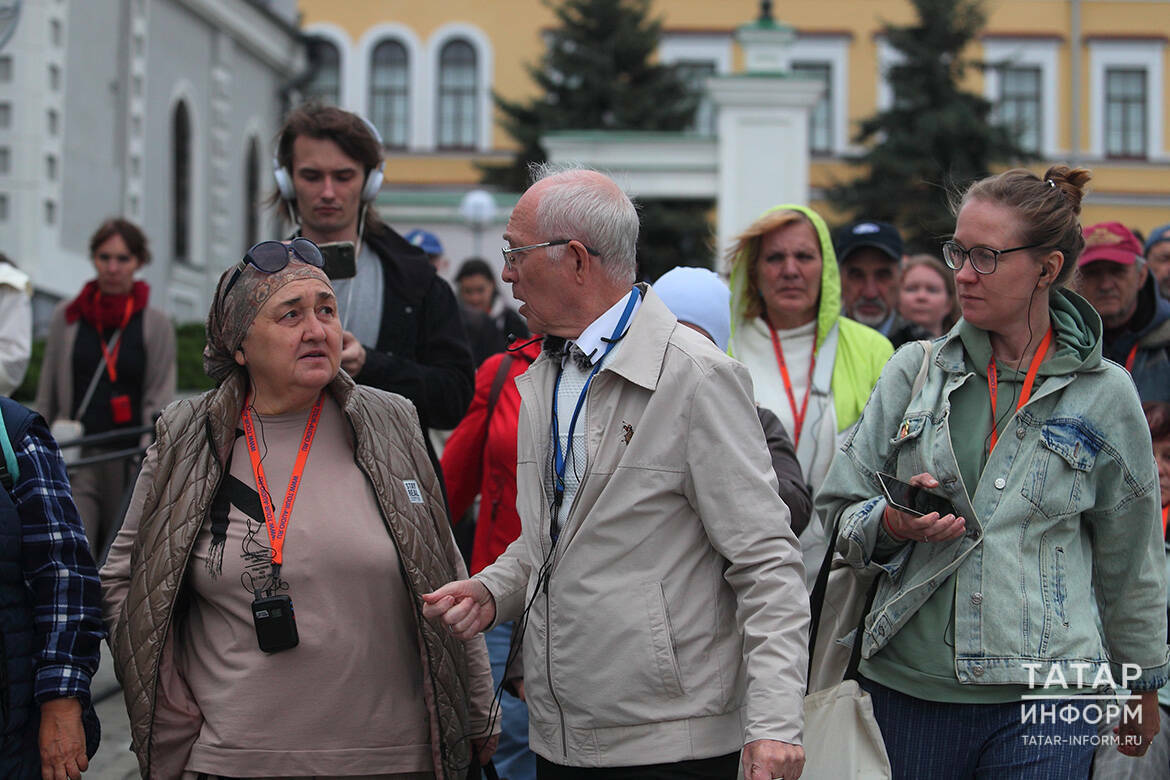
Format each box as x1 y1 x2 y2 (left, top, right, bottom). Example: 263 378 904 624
728 204 893 432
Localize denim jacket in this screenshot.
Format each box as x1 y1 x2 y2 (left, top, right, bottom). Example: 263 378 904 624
815 292 1170 691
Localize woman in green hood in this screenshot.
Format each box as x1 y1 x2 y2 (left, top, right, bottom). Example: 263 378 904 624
727 205 893 586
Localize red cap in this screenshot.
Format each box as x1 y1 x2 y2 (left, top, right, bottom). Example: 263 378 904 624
1079 221 1143 267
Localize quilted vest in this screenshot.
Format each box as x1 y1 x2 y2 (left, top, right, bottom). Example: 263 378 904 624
109 372 474 778
0 399 43 777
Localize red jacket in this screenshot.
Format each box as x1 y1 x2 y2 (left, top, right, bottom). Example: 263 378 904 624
441 338 541 574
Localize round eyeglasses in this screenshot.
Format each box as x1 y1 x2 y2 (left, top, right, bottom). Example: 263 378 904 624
941 240 1047 275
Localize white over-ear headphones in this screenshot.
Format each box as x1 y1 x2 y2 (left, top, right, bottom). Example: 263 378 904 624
273 112 385 204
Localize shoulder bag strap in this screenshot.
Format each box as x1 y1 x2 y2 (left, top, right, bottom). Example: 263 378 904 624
72 328 123 421
485 354 514 425
807 339 934 680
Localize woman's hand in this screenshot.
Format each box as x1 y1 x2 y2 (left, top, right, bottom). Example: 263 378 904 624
471 733 499 764
881 472 966 544
1116 690 1160 756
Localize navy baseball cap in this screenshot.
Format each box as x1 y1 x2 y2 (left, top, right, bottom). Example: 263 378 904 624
404 229 444 257
834 221 904 264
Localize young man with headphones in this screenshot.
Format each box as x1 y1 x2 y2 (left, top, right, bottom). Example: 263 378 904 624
271 103 475 455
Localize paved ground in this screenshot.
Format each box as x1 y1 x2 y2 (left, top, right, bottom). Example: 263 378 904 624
86 644 140 779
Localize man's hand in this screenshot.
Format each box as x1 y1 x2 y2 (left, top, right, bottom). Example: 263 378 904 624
340 330 367 377
39 697 87 780
421 579 496 640
743 739 804 780
1117 690 1160 757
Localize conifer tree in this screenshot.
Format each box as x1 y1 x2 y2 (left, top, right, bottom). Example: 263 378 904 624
827 0 1030 252
481 0 713 279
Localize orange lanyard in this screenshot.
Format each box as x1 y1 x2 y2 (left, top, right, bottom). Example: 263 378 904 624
768 321 817 447
987 326 1053 453
1125 342 1139 372
1162 505 1168 540
240 392 324 567
97 297 134 383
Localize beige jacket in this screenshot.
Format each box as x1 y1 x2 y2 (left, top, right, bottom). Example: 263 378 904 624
475 286 809 767
34 299 176 425
101 371 495 779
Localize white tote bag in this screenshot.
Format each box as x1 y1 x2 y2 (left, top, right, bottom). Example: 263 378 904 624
802 679 892 779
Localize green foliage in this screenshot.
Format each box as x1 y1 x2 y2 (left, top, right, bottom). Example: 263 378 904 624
11 339 44 403
175 321 215 392
481 0 714 275
10 321 212 407
826 0 1032 253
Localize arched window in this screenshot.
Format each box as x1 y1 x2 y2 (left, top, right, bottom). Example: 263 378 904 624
437 39 477 149
172 101 191 262
304 37 340 105
245 137 261 249
370 40 409 148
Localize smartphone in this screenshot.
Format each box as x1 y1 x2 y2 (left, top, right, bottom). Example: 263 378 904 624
318 241 356 280
877 472 957 518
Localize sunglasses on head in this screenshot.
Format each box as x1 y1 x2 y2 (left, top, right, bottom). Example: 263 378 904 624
222 238 325 300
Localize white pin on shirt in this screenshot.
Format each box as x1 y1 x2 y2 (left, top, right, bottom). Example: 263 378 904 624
403 480 424 504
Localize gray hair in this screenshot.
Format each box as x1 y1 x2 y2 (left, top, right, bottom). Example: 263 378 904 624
528 162 639 285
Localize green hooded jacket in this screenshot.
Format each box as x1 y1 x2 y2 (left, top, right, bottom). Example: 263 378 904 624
728 204 894 432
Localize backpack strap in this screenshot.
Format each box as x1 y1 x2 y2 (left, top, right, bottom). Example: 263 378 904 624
0 403 20 490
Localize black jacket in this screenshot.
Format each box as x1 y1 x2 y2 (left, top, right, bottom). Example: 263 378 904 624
355 223 475 430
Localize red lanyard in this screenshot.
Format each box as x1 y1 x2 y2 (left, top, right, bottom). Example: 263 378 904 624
1125 342 1139 372
97 297 134 383
987 326 1053 453
1162 505 1169 539
240 392 324 567
767 321 817 447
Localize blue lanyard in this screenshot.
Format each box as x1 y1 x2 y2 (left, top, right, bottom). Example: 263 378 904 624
549 286 641 541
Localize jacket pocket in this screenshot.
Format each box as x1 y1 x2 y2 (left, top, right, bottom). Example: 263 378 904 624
1021 420 1100 517
642 582 686 699
885 413 930 477
1038 539 1070 653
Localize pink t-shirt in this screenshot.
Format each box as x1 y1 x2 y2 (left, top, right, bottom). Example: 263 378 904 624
178 397 432 776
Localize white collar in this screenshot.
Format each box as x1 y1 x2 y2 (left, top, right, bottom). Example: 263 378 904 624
569 289 641 366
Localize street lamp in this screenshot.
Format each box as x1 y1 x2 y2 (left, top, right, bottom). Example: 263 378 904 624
459 189 496 258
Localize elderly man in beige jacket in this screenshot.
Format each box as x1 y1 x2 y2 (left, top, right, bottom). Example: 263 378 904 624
423 165 810 780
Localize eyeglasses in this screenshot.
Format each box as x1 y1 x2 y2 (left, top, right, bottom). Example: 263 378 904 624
941 240 1048 275
501 239 600 271
222 238 325 299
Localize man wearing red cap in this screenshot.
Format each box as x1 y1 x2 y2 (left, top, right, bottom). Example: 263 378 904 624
1074 221 1170 402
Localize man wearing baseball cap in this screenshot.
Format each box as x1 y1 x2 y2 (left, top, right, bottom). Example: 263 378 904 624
1074 221 1170 402
834 220 905 336
1144 222 1170 300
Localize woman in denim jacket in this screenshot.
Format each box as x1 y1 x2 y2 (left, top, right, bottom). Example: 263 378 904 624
816 165 1170 779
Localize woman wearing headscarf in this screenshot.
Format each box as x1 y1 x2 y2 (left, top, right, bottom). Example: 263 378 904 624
727 205 893 584
101 239 496 779
35 218 176 558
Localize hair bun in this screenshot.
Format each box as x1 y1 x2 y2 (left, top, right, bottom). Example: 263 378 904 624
1043 165 1091 215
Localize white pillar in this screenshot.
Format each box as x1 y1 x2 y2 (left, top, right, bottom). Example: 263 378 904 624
708 74 822 271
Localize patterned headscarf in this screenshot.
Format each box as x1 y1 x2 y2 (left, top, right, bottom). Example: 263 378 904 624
203 258 332 384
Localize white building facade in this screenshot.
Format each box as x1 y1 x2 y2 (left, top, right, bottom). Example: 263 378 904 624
0 0 305 332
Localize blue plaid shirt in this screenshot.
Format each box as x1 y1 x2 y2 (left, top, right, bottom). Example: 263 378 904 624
14 416 104 703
